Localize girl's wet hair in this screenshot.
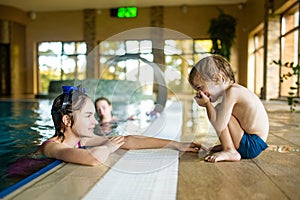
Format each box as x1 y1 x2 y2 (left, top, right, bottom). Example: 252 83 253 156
188 55 235 85
51 85 89 142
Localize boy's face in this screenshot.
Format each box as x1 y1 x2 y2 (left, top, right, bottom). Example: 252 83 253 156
191 73 210 100
191 72 223 103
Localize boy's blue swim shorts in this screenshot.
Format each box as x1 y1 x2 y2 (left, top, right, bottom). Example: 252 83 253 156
237 133 268 159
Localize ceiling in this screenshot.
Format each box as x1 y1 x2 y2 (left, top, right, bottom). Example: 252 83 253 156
0 0 247 12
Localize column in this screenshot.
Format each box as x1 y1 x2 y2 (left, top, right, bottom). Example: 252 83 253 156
83 9 97 79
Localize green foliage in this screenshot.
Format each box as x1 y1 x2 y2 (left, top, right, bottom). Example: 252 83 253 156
208 9 237 61
273 58 300 112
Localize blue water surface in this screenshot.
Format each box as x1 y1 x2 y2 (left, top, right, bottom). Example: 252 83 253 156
0 98 158 193
0 100 54 191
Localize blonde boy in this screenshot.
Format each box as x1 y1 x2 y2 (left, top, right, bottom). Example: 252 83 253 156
188 55 269 162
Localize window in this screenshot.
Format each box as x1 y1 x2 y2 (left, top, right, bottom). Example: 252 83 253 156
248 1 299 99
99 40 153 80
164 39 212 92
99 39 212 94
279 2 299 97
37 39 212 94
98 40 154 95
38 41 87 93
248 28 264 96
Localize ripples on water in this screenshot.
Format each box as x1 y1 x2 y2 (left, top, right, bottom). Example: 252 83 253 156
0 99 159 191
0 100 54 191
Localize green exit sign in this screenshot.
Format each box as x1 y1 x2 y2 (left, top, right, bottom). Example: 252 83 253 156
110 7 138 18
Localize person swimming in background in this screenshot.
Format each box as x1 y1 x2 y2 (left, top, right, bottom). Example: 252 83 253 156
10 85 201 168
94 97 136 135
188 55 269 162
95 97 117 123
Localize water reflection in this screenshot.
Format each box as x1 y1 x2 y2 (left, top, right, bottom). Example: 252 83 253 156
94 121 122 136
182 98 300 155
180 98 218 149
0 100 54 191
268 145 300 153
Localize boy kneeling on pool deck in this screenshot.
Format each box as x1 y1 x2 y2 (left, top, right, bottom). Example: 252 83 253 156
188 55 269 163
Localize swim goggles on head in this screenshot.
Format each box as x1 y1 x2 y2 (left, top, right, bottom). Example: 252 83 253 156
61 86 86 110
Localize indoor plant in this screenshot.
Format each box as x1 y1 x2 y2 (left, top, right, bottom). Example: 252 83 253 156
208 9 237 61
273 58 300 112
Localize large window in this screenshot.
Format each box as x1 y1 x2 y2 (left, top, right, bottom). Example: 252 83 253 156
99 40 154 95
279 2 299 97
99 40 153 80
99 39 211 93
164 39 212 92
248 28 264 96
38 41 87 93
248 1 299 99
37 39 212 94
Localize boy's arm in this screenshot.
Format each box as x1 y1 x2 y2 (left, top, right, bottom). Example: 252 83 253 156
196 89 236 134
194 90 217 123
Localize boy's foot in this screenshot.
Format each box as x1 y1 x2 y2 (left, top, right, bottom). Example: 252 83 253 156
205 150 241 163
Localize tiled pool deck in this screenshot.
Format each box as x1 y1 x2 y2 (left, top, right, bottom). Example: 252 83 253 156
178 100 300 200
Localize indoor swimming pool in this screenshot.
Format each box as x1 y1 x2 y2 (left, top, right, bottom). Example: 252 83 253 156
0 96 213 199
0 98 167 193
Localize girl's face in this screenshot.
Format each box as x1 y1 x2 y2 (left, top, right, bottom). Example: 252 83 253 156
73 99 98 138
95 100 112 119
191 73 224 102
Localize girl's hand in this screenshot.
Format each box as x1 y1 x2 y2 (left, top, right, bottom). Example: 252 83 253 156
175 142 202 152
90 146 110 163
107 136 125 153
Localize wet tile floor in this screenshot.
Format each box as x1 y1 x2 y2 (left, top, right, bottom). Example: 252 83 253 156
178 100 300 200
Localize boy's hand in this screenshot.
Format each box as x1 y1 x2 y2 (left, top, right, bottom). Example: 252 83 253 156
194 91 210 107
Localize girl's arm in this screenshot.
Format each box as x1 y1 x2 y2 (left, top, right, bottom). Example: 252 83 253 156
43 142 110 166
82 135 109 147
120 135 201 152
83 135 125 153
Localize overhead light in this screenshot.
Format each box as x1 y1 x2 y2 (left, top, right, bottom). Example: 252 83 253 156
28 11 37 20
181 5 188 13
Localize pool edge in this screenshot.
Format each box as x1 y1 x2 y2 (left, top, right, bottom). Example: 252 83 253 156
0 160 65 199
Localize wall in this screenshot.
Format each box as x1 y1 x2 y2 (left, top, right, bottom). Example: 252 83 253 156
0 5 29 25
11 23 26 97
24 4 246 95
234 0 265 86
0 5 28 97
26 11 83 94
0 0 291 97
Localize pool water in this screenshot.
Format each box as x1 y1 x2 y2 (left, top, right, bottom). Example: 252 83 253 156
0 99 156 192
0 100 54 192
